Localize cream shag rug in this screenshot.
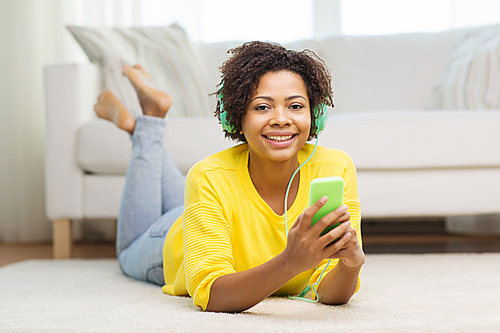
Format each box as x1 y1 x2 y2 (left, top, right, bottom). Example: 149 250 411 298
1 253 499 332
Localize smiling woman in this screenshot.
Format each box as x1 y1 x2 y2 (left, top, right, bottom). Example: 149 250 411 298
92 40 363 313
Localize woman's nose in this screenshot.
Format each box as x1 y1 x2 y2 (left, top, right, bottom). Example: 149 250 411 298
270 107 290 126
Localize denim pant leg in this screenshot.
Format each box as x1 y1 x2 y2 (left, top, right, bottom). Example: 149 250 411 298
115 115 185 285
116 115 164 253
118 205 183 285
161 139 185 214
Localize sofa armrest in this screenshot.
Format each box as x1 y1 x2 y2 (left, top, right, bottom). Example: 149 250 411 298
44 63 101 221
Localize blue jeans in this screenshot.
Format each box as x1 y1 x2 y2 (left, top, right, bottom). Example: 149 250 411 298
116 115 185 285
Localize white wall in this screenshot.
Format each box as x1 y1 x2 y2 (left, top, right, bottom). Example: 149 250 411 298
0 1 64 242
0 0 142 242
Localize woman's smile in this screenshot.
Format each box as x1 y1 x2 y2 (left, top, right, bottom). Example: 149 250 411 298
264 134 294 142
262 132 297 148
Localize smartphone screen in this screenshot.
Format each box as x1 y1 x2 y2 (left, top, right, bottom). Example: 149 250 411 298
309 176 344 236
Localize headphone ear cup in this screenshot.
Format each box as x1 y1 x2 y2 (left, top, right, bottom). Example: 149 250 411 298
218 82 236 134
220 111 236 134
220 110 229 132
314 104 328 134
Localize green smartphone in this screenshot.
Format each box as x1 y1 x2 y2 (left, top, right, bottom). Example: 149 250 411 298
309 176 345 236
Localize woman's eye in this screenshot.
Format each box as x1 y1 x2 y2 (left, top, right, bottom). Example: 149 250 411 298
255 105 268 111
290 104 303 110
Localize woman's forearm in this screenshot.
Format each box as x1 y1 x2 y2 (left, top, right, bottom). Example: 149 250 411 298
316 260 363 305
206 252 298 313
205 202 362 312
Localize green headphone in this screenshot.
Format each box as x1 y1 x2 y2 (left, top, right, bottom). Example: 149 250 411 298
218 86 328 135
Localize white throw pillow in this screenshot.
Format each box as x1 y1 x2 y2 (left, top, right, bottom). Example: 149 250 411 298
68 24 213 117
428 24 500 110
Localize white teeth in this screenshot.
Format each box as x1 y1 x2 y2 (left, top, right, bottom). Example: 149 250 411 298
267 135 293 142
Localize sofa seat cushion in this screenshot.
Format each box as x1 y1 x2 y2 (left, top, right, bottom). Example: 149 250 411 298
324 110 500 170
77 110 500 174
77 117 234 174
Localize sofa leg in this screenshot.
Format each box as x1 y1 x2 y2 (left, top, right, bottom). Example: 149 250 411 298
53 219 72 259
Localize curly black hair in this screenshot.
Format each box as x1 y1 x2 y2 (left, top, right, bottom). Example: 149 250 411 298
212 41 333 142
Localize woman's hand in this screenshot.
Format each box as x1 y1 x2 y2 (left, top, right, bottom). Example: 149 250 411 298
282 196 358 274
330 224 365 268
282 196 365 305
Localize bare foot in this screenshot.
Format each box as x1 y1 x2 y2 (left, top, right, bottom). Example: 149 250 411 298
94 90 136 135
123 64 173 118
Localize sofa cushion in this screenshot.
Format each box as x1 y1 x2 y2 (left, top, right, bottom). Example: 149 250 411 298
77 118 234 175
318 31 460 113
428 24 500 110
77 110 500 174
68 24 212 118
323 110 500 170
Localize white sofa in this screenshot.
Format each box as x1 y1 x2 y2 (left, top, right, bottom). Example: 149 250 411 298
45 27 500 258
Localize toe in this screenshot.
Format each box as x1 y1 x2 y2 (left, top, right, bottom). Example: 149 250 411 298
132 64 152 80
122 65 132 75
98 90 108 101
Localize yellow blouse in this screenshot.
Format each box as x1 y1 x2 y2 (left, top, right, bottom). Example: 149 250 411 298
162 143 362 310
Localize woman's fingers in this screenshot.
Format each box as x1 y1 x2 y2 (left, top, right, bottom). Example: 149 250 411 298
318 221 352 249
324 226 362 260
310 204 349 237
296 196 328 231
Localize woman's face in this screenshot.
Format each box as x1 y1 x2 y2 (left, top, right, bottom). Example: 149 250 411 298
241 70 311 165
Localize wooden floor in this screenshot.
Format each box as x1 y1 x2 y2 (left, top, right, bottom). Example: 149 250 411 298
0 242 117 268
